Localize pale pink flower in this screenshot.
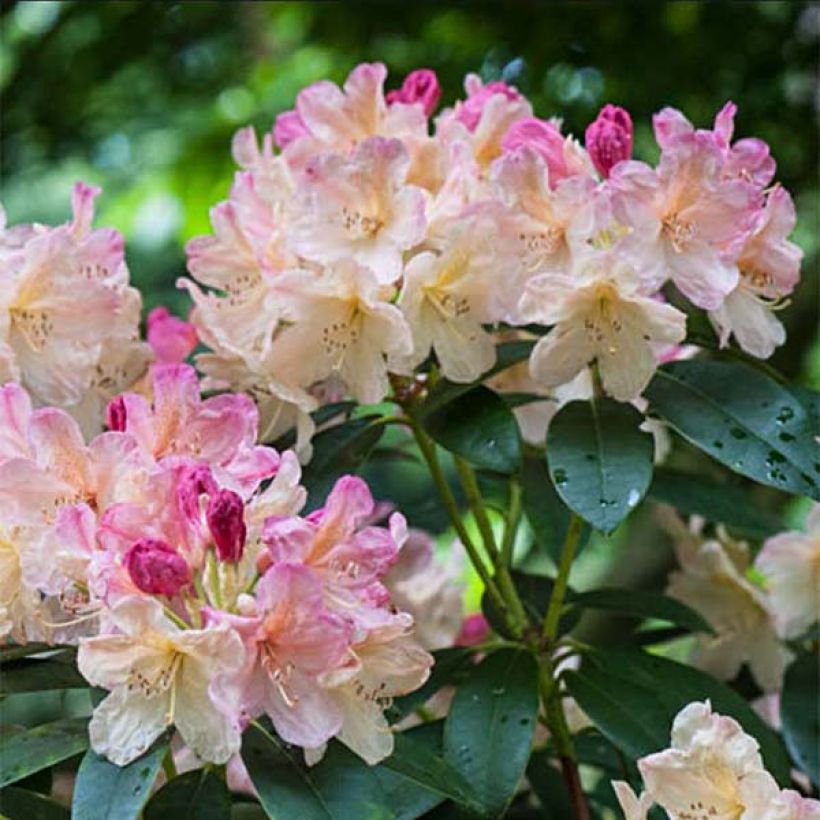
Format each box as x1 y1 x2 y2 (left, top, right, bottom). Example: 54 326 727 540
709 186 803 359
0 183 149 428
621 700 820 820
265 261 412 405
78 595 245 765
754 504 820 640
288 137 427 284
394 223 497 382
612 781 653 820
665 517 788 692
501 117 593 187
147 306 198 364
209 563 351 749
585 104 633 179
519 253 686 401
609 135 760 310
386 69 441 117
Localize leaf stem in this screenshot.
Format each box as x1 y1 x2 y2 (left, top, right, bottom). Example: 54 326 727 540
501 479 522 568
541 514 583 644
162 747 177 781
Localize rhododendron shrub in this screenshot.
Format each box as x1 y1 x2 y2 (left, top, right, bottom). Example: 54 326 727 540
0 64 817 820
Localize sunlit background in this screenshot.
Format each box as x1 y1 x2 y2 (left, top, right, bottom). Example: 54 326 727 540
2 0 818 655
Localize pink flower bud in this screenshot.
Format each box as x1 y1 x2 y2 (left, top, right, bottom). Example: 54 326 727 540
454 613 490 647
386 69 441 117
106 396 127 432
585 104 633 179
147 306 198 364
124 538 192 596
274 110 310 150
207 489 247 563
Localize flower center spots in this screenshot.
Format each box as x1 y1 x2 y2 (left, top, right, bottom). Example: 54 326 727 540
260 643 298 706
584 284 623 355
662 212 696 252
519 227 563 266
10 307 53 351
127 651 182 701
351 675 392 709
321 308 362 369
341 206 382 240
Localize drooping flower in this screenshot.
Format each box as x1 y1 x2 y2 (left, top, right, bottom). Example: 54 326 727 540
288 136 427 284
78 595 245 765
613 700 820 820
754 504 820 640
518 252 686 401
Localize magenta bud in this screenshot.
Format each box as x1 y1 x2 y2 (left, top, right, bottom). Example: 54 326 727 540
585 104 633 179
206 489 246 563
106 396 127 432
386 69 441 117
124 538 192 596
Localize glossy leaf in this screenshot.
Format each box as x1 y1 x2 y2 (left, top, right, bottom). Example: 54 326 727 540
422 385 522 473
546 398 654 533
0 787 70 820
144 768 231 820
1 651 88 695
648 467 783 539
443 648 539 818
525 752 573 819
568 588 714 634
0 718 89 788
645 360 820 499
301 415 385 509
564 647 791 785
781 652 819 786
72 740 168 820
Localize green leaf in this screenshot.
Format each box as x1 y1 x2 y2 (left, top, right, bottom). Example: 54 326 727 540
645 360 820 499
1 651 88 695
242 723 468 820
0 787 70 820
525 752 573 819
564 647 791 785
271 401 356 450
72 740 168 820
546 398 654 533
520 456 588 563
422 385 522 473
0 643 56 663
389 647 475 724
781 652 819 786
481 571 580 640
419 340 535 416
144 768 231 820
443 648 539 818
648 467 783 539
0 718 89 788
568 588 714 635
301 415 385 510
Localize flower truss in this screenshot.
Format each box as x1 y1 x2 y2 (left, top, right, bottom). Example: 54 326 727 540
0 62 817 820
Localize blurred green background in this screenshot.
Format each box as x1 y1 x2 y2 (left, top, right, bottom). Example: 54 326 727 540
2 0 818 591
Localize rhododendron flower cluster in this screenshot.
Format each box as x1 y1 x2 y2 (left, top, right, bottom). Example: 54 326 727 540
0 364 434 767
177 63 801 456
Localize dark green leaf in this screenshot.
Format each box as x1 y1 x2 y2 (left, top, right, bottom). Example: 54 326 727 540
546 398 654 533
781 652 819 786
1 651 88 695
144 768 231 820
564 647 791 785
481 571 580 640
0 718 89 788
0 787 70 820
525 752 573 819
568 588 714 634
645 360 820 499
419 340 535 416
648 467 783 539
520 456 589 563
443 648 539 818
389 647 475 724
422 386 522 473
242 722 468 820
789 385 820 432
270 401 356 450
72 739 168 820
301 415 385 510
0 643 56 663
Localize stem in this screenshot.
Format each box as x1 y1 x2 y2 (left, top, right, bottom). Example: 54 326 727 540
453 456 528 636
408 419 507 618
541 514 584 644
162 747 177 781
501 480 522 568
207 551 223 610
